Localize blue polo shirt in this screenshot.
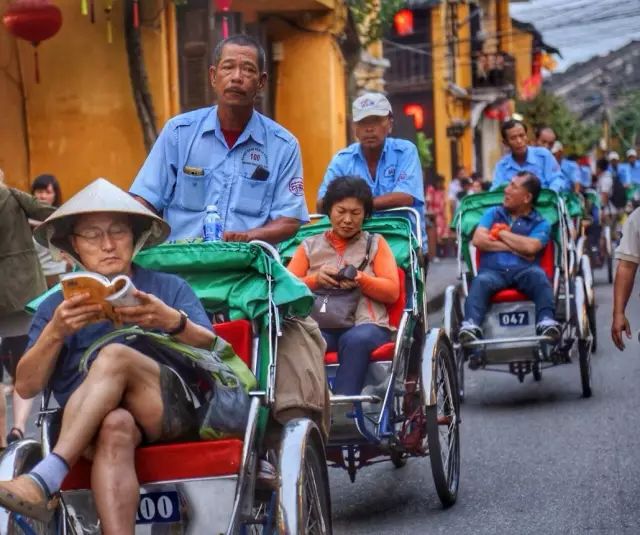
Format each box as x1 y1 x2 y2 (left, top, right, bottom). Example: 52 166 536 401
578 165 592 188
319 137 426 246
477 205 551 271
130 107 309 241
26 265 212 408
491 146 567 192
620 161 640 185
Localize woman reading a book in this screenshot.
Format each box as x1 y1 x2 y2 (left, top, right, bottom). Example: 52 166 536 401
0 179 220 533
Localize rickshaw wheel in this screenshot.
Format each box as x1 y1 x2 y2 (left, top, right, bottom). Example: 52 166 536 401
579 339 592 398
424 341 460 507
607 255 613 284
300 440 332 535
390 450 407 468
587 303 597 353
532 361 542 382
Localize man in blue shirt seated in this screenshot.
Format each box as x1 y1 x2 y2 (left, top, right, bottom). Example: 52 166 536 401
0 180 216 531
459 171 561 344
130 34 308 244
317 92 426 247
492 119 567 192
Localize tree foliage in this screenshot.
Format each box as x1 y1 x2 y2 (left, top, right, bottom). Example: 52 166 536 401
347 0 406 47
516 90 600 156
612 90 640 152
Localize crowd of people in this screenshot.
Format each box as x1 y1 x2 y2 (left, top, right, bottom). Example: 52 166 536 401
0 31 638 531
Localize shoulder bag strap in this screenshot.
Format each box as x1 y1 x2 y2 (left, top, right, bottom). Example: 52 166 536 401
356 233 374 270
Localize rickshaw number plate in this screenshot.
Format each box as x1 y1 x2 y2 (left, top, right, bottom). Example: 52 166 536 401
498 311 530 327
136 490 181 524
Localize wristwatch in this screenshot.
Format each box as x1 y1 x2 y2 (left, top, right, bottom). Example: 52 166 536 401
167 309 189 336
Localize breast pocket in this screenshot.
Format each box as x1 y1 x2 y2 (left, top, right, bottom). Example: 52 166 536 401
177 169 213 212
232 175 270 217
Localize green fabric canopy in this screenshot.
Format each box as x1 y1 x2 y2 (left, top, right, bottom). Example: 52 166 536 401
279 216 419 274
135 242 313 319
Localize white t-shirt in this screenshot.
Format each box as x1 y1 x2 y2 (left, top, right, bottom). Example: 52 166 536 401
597 171 613 195
616 207 640 264
448 178 462 201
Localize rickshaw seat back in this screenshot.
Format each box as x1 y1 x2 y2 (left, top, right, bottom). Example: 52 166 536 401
324 267 405 364
212 319 252 366
474 241 555 304
61 438 243 491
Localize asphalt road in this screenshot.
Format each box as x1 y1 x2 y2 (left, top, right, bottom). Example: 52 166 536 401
331 267 640 535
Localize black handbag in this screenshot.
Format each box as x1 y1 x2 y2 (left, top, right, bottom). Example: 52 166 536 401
311 235 373 329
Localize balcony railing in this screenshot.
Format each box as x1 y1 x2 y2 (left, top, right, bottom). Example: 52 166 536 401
472 52 516 89
384 41 432 92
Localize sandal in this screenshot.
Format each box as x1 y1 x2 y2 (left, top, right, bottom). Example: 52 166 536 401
6 427 24 444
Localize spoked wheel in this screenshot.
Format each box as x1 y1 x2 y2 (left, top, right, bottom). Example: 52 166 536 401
423 337 460 507
579 338 592 398
587 302 597 353
606 255 613 284
300 441 332 535
532 361 542 382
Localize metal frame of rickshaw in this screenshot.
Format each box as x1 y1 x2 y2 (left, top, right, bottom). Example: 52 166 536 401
445 193 594 399
301 208 461 508
0 241 332 535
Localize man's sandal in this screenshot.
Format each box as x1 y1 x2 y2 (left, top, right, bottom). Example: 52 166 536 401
0 475 59 523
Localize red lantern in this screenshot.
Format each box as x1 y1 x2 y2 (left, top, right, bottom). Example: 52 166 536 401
215 0 232 39
2 0 62 83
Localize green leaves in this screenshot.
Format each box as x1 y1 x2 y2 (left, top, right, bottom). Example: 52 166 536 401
347 0 407 47
516 91 601 156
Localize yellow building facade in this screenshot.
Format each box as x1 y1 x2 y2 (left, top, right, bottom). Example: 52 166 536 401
0 0 347 211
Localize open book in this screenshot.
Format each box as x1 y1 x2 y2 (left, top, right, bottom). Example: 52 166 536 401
60 272 141 322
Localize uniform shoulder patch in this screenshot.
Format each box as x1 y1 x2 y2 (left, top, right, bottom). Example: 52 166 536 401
288 177 304 196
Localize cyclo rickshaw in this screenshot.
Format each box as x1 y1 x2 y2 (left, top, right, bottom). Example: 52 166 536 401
279 209 461 508
578 188 613 285
0 241 331 534
446 190 595 401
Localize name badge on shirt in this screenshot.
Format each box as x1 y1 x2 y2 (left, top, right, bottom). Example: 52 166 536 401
384 166 396 177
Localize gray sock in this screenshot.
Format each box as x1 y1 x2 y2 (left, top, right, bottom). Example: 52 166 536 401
29 453 70 497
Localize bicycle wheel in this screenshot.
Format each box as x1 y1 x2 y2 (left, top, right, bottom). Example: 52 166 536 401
579 338 592 398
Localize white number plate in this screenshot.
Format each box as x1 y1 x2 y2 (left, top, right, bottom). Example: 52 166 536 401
136 491 181 524
498 311 530 327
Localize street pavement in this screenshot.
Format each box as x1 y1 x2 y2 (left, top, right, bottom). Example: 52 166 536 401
331 266 640 535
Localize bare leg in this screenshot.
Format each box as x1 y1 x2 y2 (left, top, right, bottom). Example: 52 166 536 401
53 343 164 466
91 409 142 535
11 392 34 435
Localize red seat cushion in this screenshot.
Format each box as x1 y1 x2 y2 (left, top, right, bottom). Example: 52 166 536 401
61 439 243 491
324 341 394 365
490 288 529 303
212 319 252 366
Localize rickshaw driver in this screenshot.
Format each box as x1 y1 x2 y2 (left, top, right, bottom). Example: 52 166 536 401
0 180 216 532
459 171 561 345
535 125 556 151
316 92 426 248
492 119 568 193
130 34 308 244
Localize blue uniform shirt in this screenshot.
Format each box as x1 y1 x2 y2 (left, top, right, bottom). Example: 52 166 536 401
319 137 426 246
477 205 551 271
492 146 567 192
578 165 592 188
559 158 580 188
131 107 309 241
620 161 640 185
26 266 212 408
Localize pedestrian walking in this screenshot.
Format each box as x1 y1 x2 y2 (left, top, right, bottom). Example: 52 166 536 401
612 206 640 350
0 169 55 446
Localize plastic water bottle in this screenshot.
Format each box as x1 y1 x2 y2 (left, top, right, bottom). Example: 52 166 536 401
203 205 223 242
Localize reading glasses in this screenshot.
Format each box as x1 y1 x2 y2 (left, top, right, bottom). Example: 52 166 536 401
73 226 132 244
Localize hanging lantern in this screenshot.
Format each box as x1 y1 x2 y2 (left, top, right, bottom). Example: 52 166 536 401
215 0 232 39
2 0 63 83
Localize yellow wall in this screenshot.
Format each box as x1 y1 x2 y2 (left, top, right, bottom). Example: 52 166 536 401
274 31 347 211
512 27 533 97
0 0 175 199
0 0 29 191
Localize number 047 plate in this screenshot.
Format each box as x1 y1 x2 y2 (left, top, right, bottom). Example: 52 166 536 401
498 311 530 327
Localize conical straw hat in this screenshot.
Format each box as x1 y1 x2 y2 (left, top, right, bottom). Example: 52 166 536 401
34 178 170 264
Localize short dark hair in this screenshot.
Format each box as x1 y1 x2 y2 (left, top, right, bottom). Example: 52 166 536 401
515 170 541 203
212 35 266 72
596 158 609 172
501 119 528 140
31 174 62 206
322 176 374 218
535 125 555 139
